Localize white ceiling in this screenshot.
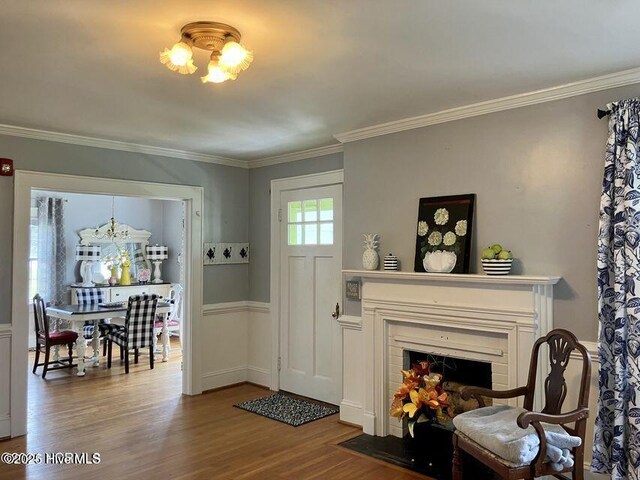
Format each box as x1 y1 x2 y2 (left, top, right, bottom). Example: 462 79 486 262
1 0 639 162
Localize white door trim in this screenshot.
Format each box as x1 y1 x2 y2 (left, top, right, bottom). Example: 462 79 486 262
11 170 204 437
269 169 344 391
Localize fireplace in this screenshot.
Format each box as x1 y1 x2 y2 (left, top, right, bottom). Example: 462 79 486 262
339 269 560 437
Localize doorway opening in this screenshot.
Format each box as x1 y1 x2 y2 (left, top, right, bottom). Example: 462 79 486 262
11 171 204 437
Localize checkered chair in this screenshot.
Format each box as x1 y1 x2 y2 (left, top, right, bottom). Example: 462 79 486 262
75 288 119 355
105 294 159 374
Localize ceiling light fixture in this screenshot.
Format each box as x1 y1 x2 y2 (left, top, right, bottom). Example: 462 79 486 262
160 21 253 84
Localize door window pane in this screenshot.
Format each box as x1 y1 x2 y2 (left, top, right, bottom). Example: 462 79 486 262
288 201 302 222
304 224 318 245
288 224 302 245
303 200 318 222
319 198 334 221
320 223 334 245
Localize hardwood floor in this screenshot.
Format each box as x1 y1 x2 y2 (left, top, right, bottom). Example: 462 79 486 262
1 341 429 480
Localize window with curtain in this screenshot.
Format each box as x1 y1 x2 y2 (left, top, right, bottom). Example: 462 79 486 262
33 196 67 306
28 205 38 301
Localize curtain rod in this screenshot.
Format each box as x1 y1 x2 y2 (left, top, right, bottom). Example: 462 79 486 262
597 109 611 119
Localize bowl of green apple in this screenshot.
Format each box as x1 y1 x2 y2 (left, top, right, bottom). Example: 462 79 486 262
481 244 513 275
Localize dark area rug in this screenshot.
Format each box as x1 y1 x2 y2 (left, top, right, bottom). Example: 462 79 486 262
339 431 501 480
234 392 339 426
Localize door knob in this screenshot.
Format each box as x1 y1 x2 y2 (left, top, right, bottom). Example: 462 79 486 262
331 302 340 319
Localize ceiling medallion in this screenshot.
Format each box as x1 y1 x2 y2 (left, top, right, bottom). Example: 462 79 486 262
160 21 253 84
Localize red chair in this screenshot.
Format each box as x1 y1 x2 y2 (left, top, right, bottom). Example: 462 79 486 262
32 294 78 378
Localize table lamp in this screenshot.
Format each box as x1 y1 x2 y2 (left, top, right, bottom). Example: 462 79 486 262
146 245 168 284
75 245 102 287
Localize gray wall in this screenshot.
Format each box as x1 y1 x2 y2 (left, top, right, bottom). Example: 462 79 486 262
248 153 344 301
0 135 249 323
162 199 185 285
344 84 640 341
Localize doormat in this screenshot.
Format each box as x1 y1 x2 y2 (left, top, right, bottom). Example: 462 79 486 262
234 392 338 427
339 433 500 480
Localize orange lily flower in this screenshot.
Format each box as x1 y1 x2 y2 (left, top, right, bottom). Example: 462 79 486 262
390 398 404 418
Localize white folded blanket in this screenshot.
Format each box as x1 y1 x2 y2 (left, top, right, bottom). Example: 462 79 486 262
452 405 581 472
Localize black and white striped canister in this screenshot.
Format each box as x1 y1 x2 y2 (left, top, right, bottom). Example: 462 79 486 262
383 253 399 271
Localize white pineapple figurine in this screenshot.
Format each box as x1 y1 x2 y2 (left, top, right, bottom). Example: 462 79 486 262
362 234 380 270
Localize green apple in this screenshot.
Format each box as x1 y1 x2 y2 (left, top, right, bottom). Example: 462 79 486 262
481 247 496 260
498 250 513 260
491 244 503 254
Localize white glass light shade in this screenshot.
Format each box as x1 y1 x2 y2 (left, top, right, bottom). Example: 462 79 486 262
218 41 253 74
200 60 237 83
159 41 197 75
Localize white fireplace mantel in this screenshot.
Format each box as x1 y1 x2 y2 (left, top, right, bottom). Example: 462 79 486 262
341 269 561 437
342 269 561 286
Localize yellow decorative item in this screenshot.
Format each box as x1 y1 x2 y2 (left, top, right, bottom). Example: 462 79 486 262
119 253 132 286
120 262 131 286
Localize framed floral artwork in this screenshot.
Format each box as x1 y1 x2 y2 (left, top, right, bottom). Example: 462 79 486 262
414 194 475 274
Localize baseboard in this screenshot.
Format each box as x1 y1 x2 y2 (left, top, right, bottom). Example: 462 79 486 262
0 416 10 440
202 365 272 391
201 366 248 391
247 365 271 387
340 400 364 426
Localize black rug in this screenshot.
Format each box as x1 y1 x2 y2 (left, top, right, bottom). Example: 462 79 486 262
234 392 339 427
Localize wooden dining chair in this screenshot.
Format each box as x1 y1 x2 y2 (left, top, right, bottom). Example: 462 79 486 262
105 294 159 374
452 329 591 480
32 294 78 379
154 284 183 351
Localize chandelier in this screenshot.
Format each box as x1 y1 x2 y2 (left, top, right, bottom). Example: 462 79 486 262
160 21 253 84
95 196 130 242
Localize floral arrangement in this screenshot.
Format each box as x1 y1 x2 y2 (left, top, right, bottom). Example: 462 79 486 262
417 207 468 256
390 360 451 437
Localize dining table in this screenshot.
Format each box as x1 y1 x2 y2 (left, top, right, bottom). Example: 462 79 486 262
46 301 173 376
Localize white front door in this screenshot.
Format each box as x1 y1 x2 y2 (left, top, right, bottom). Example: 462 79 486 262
279 184 342 405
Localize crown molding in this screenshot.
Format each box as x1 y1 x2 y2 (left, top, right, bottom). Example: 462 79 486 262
0 123 250 169
334 66 640 143
248 143 344 169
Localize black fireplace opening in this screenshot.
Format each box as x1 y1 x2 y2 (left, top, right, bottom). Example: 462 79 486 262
406 350 492 391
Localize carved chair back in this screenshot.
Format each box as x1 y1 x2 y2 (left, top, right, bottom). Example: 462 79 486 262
523 329 591 436
32 294 50 339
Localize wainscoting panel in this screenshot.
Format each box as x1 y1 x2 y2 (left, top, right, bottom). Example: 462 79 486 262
0 326 11 439
248 301 272 387
201 302 271 391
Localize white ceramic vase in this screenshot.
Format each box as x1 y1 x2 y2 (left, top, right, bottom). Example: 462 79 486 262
423 250 457 273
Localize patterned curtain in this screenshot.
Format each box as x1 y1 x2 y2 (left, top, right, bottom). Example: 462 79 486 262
36 197 66 306
594 97 640 479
